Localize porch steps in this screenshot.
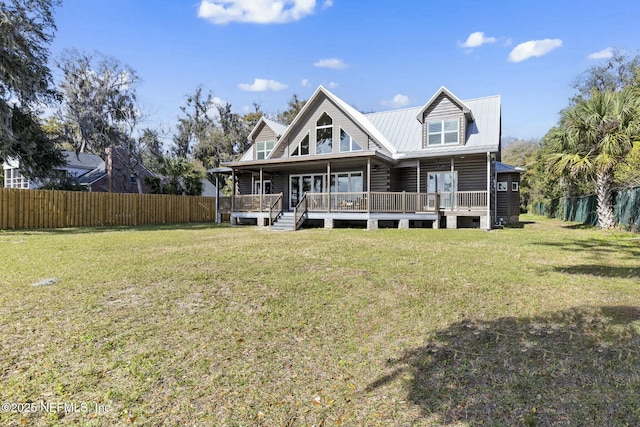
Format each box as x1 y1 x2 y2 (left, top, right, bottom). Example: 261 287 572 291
270 212 296 231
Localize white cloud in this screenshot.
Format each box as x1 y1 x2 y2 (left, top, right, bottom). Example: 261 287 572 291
198 0 320 25
508 39 563 63
327 81 339 89
322 0 332 9
382 94 410 108
314 58 348 70
588 47 614 60
238 78 288 92
459 31 497 48
301 78 311 87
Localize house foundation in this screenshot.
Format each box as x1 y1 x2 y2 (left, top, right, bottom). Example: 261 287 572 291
398 219 409 229
324 218 334 229
446 215 457 229
367 219 378 230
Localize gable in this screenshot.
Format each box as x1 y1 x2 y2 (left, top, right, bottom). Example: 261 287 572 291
270 93 391 159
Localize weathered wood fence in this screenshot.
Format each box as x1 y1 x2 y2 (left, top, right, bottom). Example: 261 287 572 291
0 188 231 229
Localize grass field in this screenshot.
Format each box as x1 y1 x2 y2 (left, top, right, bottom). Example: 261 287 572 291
1 215 639 426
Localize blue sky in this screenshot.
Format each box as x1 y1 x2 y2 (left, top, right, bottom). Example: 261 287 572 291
50 0 640 142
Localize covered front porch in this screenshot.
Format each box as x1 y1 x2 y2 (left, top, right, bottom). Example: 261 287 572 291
230 190 489 230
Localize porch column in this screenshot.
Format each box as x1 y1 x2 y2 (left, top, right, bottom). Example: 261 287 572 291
231 168 237 225
451 157 455 211
327 161 331 212
417 161 420 192
259 167 263 211
215 173 220 223
367 158 371 214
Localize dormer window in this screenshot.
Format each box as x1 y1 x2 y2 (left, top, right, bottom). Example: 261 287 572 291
427 118 459 146
316 112 333 154
256 140 274 160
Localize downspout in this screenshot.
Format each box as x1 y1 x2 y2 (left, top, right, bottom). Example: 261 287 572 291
367 158 371 214
486 152 491 230
494 156 498 225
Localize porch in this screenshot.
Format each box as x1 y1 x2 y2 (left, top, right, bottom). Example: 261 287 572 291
230 190 489 230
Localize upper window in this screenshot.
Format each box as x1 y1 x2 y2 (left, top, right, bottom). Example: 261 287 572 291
427 119 459 146
291 134 310 156
316 112 333 154
256 140 275 160
340 128 362 152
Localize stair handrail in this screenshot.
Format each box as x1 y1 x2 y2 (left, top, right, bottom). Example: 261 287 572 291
268 193 283 226
293 193 308 230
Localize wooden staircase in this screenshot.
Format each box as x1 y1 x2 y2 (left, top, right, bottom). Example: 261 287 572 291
269 212 296 231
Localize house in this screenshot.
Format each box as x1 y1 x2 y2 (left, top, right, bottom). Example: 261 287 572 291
221 85 522 230
3 147 154 194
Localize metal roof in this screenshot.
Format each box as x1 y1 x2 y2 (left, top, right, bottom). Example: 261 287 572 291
263 117 288 137
496 161 525 173
366 94 501 157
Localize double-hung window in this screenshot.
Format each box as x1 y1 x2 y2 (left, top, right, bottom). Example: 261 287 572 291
427 118 459 146
256 140 274 160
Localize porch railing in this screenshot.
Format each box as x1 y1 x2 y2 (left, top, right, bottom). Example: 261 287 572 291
233 194 282 212
268 193 283 225
234 191 487 214
293 193 308 230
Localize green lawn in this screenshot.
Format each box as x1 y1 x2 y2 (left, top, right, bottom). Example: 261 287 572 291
1 215 639 426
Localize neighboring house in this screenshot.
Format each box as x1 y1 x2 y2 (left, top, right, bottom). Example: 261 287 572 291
3 148 154 194
222 85 522 230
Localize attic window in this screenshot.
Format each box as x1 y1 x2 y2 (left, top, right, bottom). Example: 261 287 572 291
257 140 275 160
291 134 310 156
427 119 459 146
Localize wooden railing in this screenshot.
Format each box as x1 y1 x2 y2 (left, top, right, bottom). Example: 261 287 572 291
456 191 487 209
233 194 281 212
268 193 283 225
232 191 487 214
293 193 307 230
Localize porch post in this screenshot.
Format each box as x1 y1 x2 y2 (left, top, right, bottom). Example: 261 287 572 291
417 161 420 193
259 167 264 211
367 158 371 213
231 168 236 225
451 157 455 211
231 168 236 211
215 173 220 223
327 161 331 212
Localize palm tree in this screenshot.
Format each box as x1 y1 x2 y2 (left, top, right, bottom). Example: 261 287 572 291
550 89 640 229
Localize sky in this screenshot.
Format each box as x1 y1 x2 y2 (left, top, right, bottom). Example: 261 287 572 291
49 0 640 143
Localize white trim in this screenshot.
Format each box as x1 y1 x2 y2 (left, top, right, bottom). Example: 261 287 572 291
498 181 507 191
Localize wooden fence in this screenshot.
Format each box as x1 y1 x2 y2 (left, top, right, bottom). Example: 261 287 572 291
0 188 231 230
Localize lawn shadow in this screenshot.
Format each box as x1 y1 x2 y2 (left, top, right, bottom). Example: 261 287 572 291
532 238 640 260
1 222 228 235
368 306 640 425
554 264 640 278
503 221 536 229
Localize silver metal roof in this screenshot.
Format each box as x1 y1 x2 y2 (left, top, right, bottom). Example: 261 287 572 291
366 95 501 157
263 117 288 137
